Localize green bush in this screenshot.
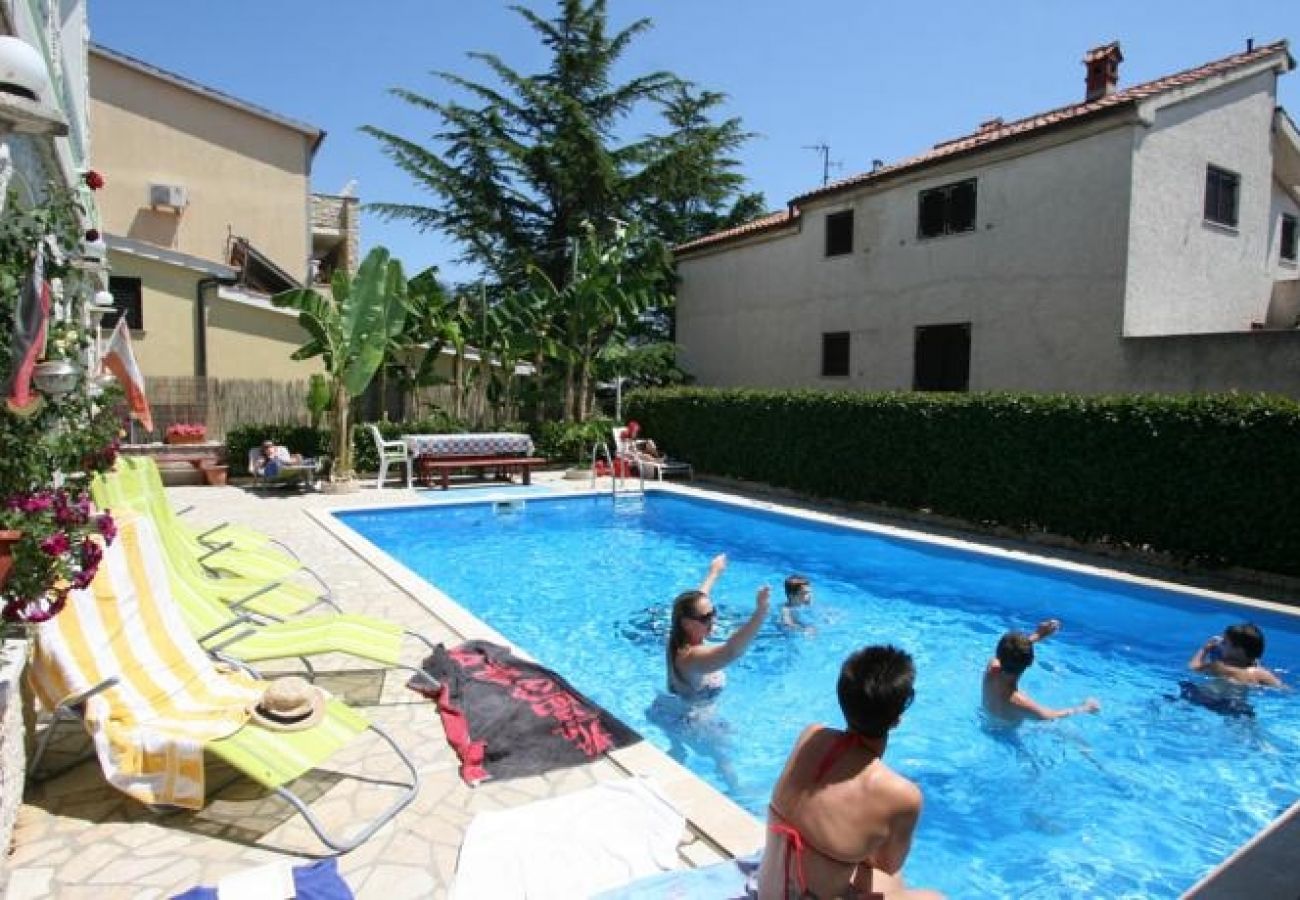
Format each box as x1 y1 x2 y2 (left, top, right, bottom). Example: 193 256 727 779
625 388 1300 575
533 417 615 464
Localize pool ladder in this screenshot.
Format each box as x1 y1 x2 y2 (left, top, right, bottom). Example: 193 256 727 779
590 441 644 499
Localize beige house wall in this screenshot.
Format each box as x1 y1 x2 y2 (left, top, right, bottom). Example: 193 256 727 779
104 253 199 377
205 298 321 381
89 51 313 280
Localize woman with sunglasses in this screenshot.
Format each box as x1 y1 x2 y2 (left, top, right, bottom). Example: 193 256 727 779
665 553 771 699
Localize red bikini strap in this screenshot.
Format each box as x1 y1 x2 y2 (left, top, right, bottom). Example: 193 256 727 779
812 732 863 783
769 821 809 897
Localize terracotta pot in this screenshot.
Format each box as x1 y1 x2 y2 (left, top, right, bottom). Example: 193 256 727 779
0 530 21 594
201 465 228 487
165 434 206 446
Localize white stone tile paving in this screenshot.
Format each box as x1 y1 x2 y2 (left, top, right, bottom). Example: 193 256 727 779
2 475 739 898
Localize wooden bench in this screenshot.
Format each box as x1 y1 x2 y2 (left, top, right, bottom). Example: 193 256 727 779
154 451 222 470
416 454 547 490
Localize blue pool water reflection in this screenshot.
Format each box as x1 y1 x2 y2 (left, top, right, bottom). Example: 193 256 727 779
336 493 1299 898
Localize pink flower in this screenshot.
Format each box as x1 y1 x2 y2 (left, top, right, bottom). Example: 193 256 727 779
96 512 116 543
39 533 70 556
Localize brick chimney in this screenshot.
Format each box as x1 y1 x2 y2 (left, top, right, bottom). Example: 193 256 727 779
1083 42 1123 102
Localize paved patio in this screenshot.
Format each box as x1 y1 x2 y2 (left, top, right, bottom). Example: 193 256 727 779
2 473 750 899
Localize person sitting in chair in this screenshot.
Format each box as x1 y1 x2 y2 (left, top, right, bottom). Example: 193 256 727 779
254 440 302 479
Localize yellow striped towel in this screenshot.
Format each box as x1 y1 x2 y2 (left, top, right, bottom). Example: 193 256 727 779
28 511 263 809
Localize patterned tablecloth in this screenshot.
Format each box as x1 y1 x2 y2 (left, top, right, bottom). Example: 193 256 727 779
403 432 535 458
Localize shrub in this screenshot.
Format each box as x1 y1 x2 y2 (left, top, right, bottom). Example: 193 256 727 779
625 388 1300 576
226 425 329 476
533 417 614 464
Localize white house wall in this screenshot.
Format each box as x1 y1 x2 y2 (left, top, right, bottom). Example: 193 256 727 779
677 124 1137 392
1124 71 1280 335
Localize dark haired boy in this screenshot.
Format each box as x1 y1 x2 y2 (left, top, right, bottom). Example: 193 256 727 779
982 618 1100 722
780 574 813 630
1188 623 1282 688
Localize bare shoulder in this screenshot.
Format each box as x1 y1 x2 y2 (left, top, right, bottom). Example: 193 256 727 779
874 765 923 810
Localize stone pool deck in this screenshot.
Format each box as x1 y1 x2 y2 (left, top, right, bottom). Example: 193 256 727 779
1 474 756 899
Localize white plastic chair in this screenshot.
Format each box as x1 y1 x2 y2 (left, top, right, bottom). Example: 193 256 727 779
612 425 693 481
367 424 412 489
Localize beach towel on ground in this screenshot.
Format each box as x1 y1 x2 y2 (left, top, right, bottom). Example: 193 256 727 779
451 777 685 900
411 640 640 785
27 513 263 809
171 859 353 900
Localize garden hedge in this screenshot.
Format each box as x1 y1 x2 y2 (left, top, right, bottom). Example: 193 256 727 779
625 388 1300 576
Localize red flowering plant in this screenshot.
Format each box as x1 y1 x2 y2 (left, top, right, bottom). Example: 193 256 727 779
0 490 115 623
0 182 125 633
165 423 206 442
82 170 105 191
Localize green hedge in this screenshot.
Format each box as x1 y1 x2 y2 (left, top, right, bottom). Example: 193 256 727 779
625 388 1300 575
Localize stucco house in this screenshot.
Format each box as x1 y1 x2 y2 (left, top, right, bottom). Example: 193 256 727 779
674 41 1300 397
88 44 345 384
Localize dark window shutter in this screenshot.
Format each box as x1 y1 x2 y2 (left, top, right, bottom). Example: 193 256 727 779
918 188 946 238
1281 214 1297 262
949 180 977 232
825 210 854 257
105 277 144 330
821 332 850 377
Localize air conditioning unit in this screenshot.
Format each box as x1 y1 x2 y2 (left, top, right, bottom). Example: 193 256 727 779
148 183 188 210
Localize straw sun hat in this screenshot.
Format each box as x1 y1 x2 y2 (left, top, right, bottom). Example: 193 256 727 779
250 676 327 732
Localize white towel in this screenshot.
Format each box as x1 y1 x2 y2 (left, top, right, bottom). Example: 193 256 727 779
452 777 685 900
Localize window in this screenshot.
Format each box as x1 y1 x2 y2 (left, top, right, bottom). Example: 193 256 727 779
917 178 977 239
1203 165 1240 228
825 210 854 257
103 276 143 330
821 332 850 377
1282 214 1298 263
913 323 970 392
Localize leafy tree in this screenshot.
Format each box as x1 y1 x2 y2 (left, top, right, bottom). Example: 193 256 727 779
364 0 762 417
273 248 408 480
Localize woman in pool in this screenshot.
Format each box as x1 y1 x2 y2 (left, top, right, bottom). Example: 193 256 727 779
665 553 770 699
758 645 942 900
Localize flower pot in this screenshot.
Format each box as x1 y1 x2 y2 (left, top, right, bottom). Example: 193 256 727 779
165 434 206 446
201 465 228 487
0 531 20 593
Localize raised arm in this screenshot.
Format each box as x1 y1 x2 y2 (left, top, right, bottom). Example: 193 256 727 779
681 586 771 674
1029 618 1061 643
698 553 727 595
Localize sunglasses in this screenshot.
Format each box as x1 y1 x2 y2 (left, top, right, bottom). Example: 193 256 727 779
686 609 717 624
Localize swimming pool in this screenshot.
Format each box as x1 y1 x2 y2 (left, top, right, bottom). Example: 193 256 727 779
335 491 1299 898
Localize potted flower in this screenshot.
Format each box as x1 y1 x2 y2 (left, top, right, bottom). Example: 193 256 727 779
165 423 207 445
0 490 115 624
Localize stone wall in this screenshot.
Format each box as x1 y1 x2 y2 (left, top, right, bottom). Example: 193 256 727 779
0 638 30 867
310 193 360 275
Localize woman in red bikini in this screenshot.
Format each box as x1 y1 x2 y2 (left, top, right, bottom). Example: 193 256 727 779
758 646 943 900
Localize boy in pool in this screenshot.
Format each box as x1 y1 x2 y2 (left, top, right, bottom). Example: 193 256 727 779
1187 623 1282 688
982 618 1100 722
780 574 813 630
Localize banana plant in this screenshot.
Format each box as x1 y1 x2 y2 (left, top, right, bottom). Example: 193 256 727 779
273 247 409 480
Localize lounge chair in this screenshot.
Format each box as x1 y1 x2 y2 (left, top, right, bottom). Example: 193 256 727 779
91 466 336 618
128 456 299 556
26 512 421 854
367 424 413 490
612 425 693 481
248 445 320 490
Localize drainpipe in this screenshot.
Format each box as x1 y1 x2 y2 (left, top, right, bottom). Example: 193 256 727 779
194 275 236 377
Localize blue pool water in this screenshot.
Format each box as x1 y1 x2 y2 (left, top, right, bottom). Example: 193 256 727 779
336 493 1300 898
